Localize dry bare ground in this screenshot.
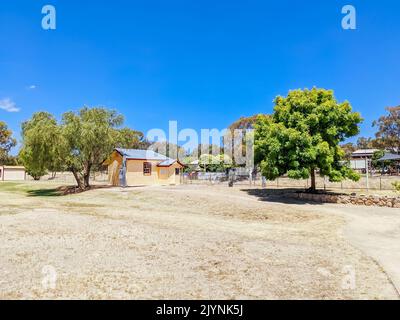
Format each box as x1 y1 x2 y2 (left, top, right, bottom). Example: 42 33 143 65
0 182 399 299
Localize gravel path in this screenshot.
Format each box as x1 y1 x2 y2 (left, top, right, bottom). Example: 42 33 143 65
338 205 400 296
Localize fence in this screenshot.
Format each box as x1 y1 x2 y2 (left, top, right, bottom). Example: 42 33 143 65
26 171 109 184
23 170 399 192
183 172 400 191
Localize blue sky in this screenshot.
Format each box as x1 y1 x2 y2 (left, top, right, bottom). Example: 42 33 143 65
1 0 400 153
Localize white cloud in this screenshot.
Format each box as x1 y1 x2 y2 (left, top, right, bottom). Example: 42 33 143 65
0 98 20 112
28 85 37 90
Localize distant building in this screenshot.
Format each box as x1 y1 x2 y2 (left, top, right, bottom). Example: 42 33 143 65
188 159 202 172
0 166 26 181
350 149 379 171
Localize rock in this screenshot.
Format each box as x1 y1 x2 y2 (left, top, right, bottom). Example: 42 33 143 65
365 200 373 206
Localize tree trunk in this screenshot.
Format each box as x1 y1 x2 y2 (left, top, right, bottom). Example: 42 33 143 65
71 169 84 190
83 163 92 189
83 173 90 189
310 168 316 192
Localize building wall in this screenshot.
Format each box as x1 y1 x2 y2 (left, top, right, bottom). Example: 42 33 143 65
1 167 26 181
350 159 367 170
126 159 163 186
158 162 183 185
107 151 123 186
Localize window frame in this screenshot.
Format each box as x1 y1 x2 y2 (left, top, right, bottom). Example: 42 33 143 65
143 162 152 176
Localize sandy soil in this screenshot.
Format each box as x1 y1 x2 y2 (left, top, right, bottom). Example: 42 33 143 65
0 182 399 299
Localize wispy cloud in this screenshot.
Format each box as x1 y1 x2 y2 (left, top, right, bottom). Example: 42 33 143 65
0 98 20 112
27 85 37 90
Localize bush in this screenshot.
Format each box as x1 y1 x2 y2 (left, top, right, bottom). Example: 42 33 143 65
392 181 400 192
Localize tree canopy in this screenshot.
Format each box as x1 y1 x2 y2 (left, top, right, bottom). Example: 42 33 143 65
115 128 150 150
60 107 124 189
20 107 146 189
0 121 16 164
225 115 268 166
19 112 61 180
373 106 400 153
255 88 362 191
198 153 232 172
228 115 264 131
149 141 186 160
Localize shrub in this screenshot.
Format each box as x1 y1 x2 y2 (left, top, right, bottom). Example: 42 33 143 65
392 181 400 192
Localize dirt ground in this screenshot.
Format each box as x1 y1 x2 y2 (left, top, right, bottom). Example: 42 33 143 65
0 181 399 300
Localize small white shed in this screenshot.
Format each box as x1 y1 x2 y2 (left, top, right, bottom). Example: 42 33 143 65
0 166 26 181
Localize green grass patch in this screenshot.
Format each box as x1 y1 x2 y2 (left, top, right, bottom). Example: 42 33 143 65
0 181 63 197
0 182 34 193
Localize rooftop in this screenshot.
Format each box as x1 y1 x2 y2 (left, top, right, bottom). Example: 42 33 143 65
378 153 400 161
351 149 380 157
115 148 172 161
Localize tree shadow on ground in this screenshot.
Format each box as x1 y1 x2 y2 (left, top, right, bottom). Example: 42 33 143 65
241 188 324 206
27 188 62 197
26 184 113 197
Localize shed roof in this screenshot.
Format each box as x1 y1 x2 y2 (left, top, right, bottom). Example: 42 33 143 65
378 153 400 161
115 148 170 161
157 159 177 167
157 159 185 167
0 166 25 170
351 149 380 157
114 148 185 167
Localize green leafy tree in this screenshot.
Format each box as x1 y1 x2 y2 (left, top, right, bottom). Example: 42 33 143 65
191 144 221 157
0 121 16 163
356 137 378 149
199 153 232 172
19 112 60 180
228 115 262 131
60 107 124 189
340 142 356 160
373 106 400 153
149 141 186 159
19 107 141 189
255 88 362 191
115 128 150 150
1 155 19 166
225 115 269 166
371 150 387 169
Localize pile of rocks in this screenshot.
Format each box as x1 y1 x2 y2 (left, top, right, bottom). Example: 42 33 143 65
290 192 400 208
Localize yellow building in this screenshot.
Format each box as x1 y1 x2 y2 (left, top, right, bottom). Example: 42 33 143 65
105 149 185 187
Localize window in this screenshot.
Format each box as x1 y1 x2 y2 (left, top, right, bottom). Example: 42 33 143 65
143 162 152 175
175 168 180 175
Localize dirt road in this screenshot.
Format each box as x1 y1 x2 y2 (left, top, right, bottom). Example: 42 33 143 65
0 182 399 299
339 205 400 295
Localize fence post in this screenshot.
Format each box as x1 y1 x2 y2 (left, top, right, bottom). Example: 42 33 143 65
262 176 266 188
365 157 369 191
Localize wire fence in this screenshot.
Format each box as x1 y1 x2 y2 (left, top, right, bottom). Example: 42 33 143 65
22 170 399 192
183 172 400 191
26 172 109 184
